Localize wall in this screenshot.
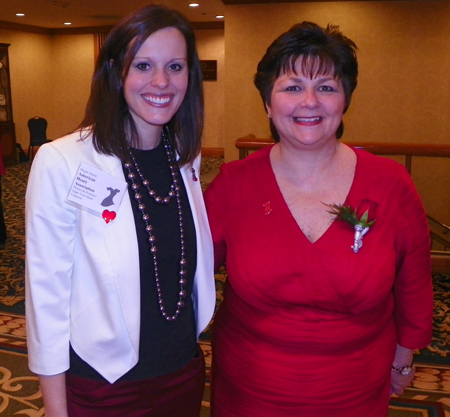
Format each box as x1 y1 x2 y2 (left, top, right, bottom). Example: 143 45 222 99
196 29 225 152
0 29 53 148
223 1 450 224
0 29 93 146
47 34 94 139
0 27 224 152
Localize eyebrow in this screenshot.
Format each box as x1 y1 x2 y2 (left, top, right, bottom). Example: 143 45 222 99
132 56 187 61
285 74 337 82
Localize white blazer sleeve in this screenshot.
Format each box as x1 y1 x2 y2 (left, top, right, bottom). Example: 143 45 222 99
25 142 77 375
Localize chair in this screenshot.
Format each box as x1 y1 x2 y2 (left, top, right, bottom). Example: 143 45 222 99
27 116 51 160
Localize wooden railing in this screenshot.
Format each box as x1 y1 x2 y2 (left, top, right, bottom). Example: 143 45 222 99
236 135 274 160
428 215 450 251
235 134 450 273
236 134 450 173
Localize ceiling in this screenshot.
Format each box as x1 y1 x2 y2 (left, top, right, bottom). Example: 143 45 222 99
0 0 414 32
0 0 226 29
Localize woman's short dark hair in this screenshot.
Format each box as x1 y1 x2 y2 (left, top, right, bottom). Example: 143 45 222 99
79 5 204 165
254 21 358 141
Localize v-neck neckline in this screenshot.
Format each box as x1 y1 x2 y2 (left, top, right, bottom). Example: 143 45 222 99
265 145 360 245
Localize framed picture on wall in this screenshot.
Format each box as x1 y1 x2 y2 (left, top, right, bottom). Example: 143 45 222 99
200 60 217 81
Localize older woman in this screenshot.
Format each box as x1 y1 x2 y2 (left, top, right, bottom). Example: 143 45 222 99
204 22 433 417
25 5 215 417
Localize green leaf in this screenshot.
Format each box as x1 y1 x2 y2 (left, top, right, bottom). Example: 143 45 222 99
357 209 377 228
324 203 359 226
359 210 369 224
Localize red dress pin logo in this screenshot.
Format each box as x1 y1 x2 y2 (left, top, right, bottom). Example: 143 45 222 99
102 210 116 224
263 201 272 215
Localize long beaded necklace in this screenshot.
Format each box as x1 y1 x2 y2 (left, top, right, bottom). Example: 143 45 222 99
124 129 187 322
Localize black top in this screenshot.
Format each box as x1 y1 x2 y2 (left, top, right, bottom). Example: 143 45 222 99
68 140 198 381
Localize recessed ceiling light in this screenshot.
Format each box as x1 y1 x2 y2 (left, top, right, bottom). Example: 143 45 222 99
16 13 25 17
216 15 224 19
189 3 200 7
64 22 72 25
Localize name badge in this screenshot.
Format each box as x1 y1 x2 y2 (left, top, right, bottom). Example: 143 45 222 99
66 162 128 223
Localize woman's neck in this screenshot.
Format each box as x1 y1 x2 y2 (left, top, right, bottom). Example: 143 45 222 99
132 123 163 150
272 140 342 183
138 133 162 150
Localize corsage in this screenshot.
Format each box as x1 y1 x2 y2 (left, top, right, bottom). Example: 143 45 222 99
326 199 378 253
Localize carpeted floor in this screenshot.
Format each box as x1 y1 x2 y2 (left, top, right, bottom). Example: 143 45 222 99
1 159 450 416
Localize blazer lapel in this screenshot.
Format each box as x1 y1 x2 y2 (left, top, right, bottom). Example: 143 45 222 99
94 151 141 351
180 158 215 336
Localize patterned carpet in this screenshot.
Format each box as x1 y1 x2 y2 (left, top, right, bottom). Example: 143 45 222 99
1 159 450 416
0 163 26 315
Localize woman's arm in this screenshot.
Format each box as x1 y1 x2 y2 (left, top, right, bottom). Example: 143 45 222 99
390 167 433 395
39 373 69 417
204 167 228 271
25 143 76 375
391 344 415 396
393 166 433 348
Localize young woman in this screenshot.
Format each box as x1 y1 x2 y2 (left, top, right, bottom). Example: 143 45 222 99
25 5 215 417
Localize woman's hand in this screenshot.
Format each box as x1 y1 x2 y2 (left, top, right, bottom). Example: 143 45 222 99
391 366 415 396
391 344 415 396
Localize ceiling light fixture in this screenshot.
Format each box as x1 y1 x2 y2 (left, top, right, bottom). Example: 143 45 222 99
189 3 200 7
16 13 25 17
64 22 72 25
216 15 224 19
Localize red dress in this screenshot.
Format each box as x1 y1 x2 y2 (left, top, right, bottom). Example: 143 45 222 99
204 146 433 417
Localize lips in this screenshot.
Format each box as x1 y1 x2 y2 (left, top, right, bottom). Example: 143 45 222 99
142 94 173 105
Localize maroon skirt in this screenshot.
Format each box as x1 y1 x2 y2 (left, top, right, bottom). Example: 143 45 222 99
65 351 205 417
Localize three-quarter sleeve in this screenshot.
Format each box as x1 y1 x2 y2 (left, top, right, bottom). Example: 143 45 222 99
392 167 433 349
25 143 77 375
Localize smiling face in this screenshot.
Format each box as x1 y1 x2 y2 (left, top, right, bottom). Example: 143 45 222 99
266 59 346 151
123 27 189 146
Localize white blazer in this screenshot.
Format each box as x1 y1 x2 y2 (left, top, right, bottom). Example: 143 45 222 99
25 131 215 383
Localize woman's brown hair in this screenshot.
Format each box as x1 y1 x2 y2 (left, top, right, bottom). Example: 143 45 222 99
254 22 358 141
78 5 204 165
